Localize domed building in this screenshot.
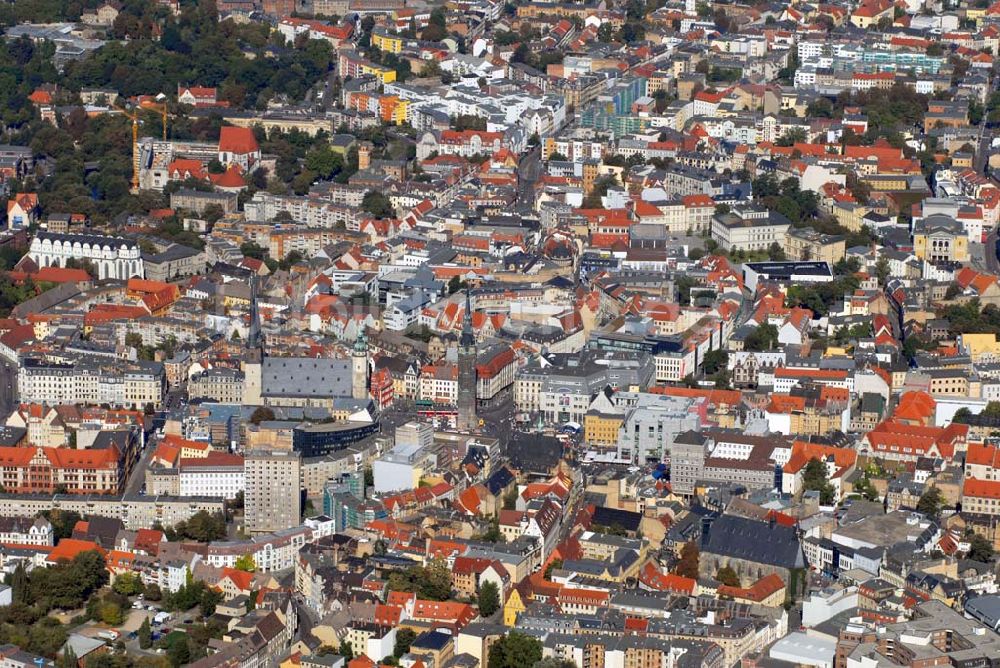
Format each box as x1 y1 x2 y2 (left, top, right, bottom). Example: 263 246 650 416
540 229 578 266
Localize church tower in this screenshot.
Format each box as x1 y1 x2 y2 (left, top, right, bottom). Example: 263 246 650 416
243 274 264 406
457 290 477 431
352 329 369 401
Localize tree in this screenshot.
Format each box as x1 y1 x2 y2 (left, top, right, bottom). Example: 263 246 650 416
112 572 144 596
233 554 257 572
240 241 268 260
279 250 304 271
853 476 880 502
875 256 891 286
475 518 503 543
167 634 190 667
917 486 944 519
203 204 225 225
29 549 109 611
488 632 543 668
676 275 700 306
502 488 518 510
806 98 833 118
968 533 995 562
676 541 700 579
592 522 629 537
744 323 779 352
394 628 416 657
58 645 77 668
983 401 1000 418
170 510 227 542
702 349 728 375
138 617 152 649
712 369 731 389
339 641 355 659
386 562 452 601
144 583 162 601
97 601 124 625
776 127 807 146
533 659 578 668
582 174 618 208
10 561 28 604
478 581 500 617
40 508 83 541
421 560 453 600
716 566 740 587
802 458 835 505
304 144 344 180
767 242 786 261
249 407 275 425
361 190 394 219
199 587 223 617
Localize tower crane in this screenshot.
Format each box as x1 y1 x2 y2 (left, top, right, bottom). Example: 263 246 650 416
115 99 171 192
139 100 169 140
114 105 140 192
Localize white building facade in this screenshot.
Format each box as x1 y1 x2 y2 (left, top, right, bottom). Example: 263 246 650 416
28 232 144 280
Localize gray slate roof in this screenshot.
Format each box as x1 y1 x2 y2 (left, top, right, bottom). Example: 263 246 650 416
261 356 352 399
701 514 805 570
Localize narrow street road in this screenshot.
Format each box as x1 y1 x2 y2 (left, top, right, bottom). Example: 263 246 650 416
976 121 992 175
124 439 154 496
0 360 18 418
986 227 1000 276
516 147 542 209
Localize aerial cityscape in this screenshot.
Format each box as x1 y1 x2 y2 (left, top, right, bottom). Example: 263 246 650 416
1 0 1000 667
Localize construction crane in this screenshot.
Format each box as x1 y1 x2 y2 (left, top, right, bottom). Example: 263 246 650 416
114 105 141 192
114 99 171 192
139 100 169 140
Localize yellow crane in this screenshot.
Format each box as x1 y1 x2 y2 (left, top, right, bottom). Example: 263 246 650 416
115 100 170 192
115 105 141 192
140 100 169 140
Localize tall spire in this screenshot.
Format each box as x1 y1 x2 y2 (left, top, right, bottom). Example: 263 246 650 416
460 289 474 347
248 273 261 352
457 288 477 431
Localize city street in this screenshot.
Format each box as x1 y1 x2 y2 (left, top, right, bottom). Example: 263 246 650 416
516 147 542 209
0 359 18 417
124 438 155 496
478 391 517 445
986 227 1000 276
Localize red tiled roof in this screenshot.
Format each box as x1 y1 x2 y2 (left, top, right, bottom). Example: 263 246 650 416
784 441 856 475
48 538 105 563
218 126 259 154
717 573 785 602
32 267 91 283
210 165 246 188
964 478 1000 499
220 567 254 592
